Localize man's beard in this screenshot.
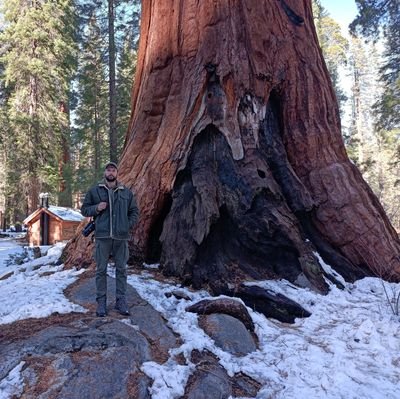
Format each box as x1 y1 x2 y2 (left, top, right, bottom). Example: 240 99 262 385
105 175 116 182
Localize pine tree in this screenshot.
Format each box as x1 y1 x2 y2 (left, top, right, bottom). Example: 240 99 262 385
0 61 9 228
74 0 140 165
72 14 109 196
313 0 349 113
350 0 400 230
345 38 400 231
0 0 77 215
351 0 399 130
346 38 381 168
108 0 141 162
108 0 117 162
116 32 137 157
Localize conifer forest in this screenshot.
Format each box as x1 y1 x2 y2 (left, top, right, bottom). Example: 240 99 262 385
0 0 399 236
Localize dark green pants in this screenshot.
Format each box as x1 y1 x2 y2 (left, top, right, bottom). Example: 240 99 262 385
94 238 129 301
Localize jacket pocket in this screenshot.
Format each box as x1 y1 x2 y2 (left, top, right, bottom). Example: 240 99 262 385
95 211 110 237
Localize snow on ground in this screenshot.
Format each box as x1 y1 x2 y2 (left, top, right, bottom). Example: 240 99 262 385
0 363 25 399
125 269 400 399
0 241 86 326
1 237 400 399
0 236 25 269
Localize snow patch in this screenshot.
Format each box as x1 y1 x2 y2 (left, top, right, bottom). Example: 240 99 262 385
0 362 25 399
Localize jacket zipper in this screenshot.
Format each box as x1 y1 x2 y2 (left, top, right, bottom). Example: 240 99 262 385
98 183 123 239
108 187 113 238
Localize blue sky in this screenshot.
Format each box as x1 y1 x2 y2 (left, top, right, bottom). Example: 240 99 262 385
320 0 359 34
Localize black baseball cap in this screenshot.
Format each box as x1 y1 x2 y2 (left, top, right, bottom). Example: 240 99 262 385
105 162 118 170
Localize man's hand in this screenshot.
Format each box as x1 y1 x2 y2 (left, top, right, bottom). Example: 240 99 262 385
97 202 108 212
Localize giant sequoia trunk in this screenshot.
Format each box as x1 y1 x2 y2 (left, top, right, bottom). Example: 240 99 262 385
66 0 400 293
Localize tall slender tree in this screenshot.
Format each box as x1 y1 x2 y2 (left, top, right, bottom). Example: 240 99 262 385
72 14 109 193
0 59 9 225
116 33 137 157
75 0 141 165
347 38 381 167
108 0 117 162
349 0 400 231
0 0 77 215
351 0 399 130
313 0 349 114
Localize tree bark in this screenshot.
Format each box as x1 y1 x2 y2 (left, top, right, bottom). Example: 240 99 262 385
108 0 117 162
27 61 40 215
66 0 400 291
58 101 72 207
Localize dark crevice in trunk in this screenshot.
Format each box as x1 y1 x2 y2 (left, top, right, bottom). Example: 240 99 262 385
159 122 326 294
146 193 172 263
278 0 304 26
191 201 303 293
260 90 314 213
260 90 367 283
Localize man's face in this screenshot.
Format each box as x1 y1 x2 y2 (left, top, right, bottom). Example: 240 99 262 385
104 166 118 182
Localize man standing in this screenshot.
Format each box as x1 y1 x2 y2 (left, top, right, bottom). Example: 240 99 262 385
81 162 139 317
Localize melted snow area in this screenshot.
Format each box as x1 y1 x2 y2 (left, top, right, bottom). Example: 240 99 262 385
0 237 399 399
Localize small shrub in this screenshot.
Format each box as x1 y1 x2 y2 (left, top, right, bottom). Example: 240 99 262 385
381 280 400 316
5 247 37 267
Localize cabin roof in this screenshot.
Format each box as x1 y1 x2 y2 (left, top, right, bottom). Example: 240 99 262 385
23 206 85 225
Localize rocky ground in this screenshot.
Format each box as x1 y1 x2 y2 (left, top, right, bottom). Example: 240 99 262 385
0 269 261 399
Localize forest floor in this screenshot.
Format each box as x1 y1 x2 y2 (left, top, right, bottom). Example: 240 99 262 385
0 239 400 399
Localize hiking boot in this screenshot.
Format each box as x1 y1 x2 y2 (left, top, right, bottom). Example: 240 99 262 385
96 297 107 317
115 297 130 316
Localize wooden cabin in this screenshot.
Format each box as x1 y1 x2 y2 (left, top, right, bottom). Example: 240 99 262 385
23 206 85 246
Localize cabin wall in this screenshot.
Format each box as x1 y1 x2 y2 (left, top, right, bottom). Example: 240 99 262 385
26 213 80 246
27 218 41 246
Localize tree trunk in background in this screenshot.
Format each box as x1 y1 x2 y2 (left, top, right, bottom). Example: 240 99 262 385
108 0 117 162
26 172 40 215
26 71 40 215
58 101 72 207
94 85 101 180
65 0 400 292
